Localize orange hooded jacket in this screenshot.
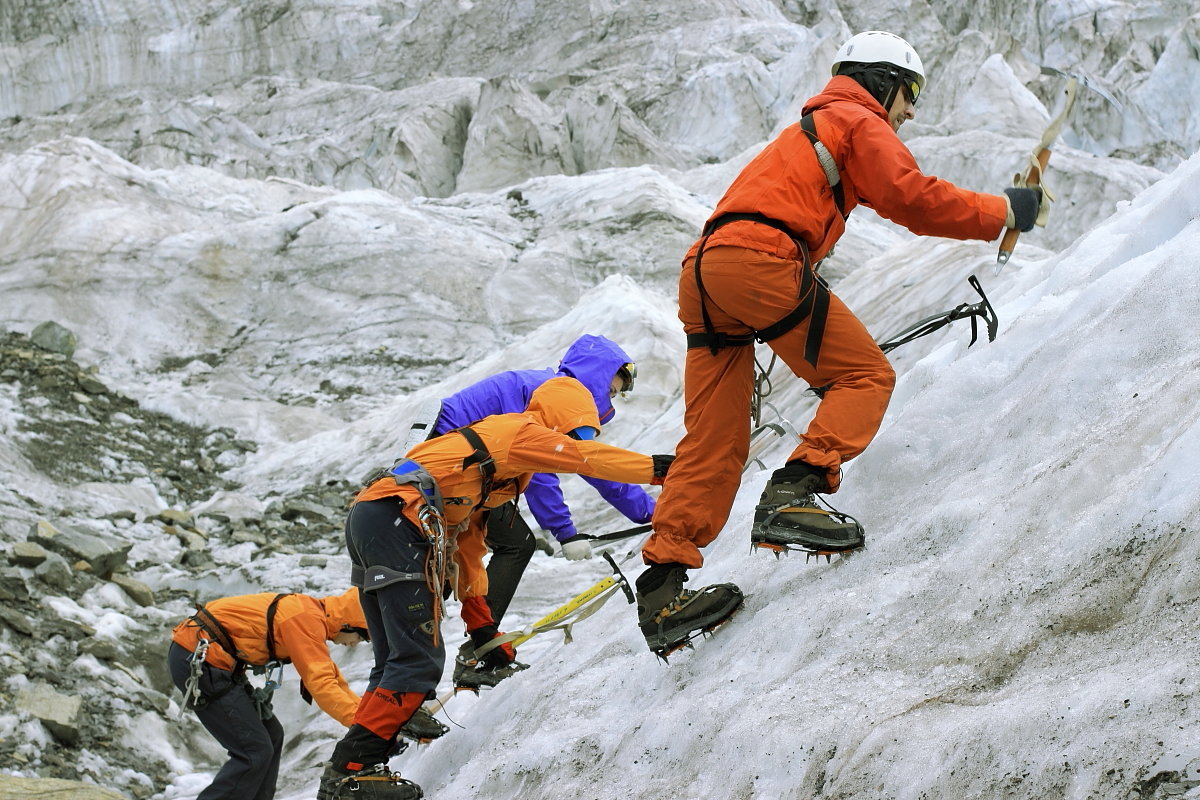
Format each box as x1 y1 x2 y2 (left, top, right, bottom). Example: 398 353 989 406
171 588 366 726
687 75 1008 263
356 376 654 599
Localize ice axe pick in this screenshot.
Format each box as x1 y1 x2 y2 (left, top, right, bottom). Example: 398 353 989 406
996 66 1122 267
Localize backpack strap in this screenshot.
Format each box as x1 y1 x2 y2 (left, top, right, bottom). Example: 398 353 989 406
454 426 497 505
264 593 293 665
800 113 847 219
191 604 244 668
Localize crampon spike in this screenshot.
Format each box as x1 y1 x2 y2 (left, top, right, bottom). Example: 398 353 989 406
751 541 790 558
649 601 743 663
753 539 861 562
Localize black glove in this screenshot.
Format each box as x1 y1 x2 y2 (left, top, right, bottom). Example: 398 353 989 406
469 624 514 668
651 454 675 484
1004 187 1042 233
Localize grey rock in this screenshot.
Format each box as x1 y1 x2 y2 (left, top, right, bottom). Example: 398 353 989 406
109 573 155 606
0 604 35 635
77 374 108 394
79 636 120 661
34 551 75 591
16 682 83 744
299 554 328 567
29 520 132 577
153 508 195 527
0 775 126 799
0 567 31 602
9 541 49 567
231 529 268 546
280 498 336 523
29 321 77 357
170 527 208 551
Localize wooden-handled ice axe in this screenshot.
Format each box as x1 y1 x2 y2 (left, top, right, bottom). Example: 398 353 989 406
996 67 1122 267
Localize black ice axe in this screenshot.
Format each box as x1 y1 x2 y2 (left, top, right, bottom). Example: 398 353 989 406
807 274 998 400
877 274 998 354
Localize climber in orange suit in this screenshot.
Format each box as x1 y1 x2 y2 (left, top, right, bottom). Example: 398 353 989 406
169 588 369 800
633 31 1046 655
318 375 672 798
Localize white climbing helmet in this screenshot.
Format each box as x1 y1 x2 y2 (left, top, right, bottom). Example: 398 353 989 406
831 31 926 93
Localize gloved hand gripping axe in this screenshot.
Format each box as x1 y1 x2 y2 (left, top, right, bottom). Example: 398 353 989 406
997 66 1122 267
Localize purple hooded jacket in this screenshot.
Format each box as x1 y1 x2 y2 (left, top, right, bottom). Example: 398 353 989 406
432 335 654 541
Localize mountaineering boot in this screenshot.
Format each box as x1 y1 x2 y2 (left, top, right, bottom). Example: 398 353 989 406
635 562 743 655
316 762 423 800
398 705 448 743
452 637 528 691
751 462 864 552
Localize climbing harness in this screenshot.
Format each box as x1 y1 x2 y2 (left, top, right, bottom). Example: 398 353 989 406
357 428 518 646
687 212 831 368
180 594 295 718
800 113 847 220
179 637 211 716
747 274 999 465
688 112 844 366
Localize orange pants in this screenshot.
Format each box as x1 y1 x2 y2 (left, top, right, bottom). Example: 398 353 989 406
643 245 896 568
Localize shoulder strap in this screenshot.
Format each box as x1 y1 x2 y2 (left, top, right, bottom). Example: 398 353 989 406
454 426 496 503
800 114 847 219
191 604 245 668
265 593 293 664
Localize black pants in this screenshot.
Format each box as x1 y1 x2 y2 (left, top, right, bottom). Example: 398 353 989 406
345 498 445 697
484 502 536 625
168 642 283 800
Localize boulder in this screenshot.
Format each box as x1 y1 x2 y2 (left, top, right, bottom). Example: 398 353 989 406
33 551 74 591
9 541 49 567
28 520 131 577
109 573 155 607
280 498 337 524
0 775 126 799
152 508 195 527
0 567 31 602
0 604 35 635
16 682 83 744
29 321 77 357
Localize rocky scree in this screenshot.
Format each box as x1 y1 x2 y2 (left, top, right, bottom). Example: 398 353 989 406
0 327 368 795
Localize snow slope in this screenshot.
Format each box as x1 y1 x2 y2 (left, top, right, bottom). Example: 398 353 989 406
342 147 1200 800
2 1 1199 798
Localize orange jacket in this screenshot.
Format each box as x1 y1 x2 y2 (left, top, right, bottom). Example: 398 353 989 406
356 377 654 599
688 76 1008 264
171 588 365 726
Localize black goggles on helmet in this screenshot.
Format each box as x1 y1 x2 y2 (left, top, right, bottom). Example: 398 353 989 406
616 363 636 393
902 77 921 105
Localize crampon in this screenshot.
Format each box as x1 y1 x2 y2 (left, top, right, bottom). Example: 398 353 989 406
452 657 529 694
750 540 863 563
397 706 449 744
649 587 745 663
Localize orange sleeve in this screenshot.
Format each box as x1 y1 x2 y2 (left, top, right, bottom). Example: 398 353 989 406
503 426 655 484
275 614 359 727
843 114 1008 241
453 511 490 601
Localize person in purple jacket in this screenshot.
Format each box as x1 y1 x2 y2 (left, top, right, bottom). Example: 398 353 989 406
403 335 649 685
